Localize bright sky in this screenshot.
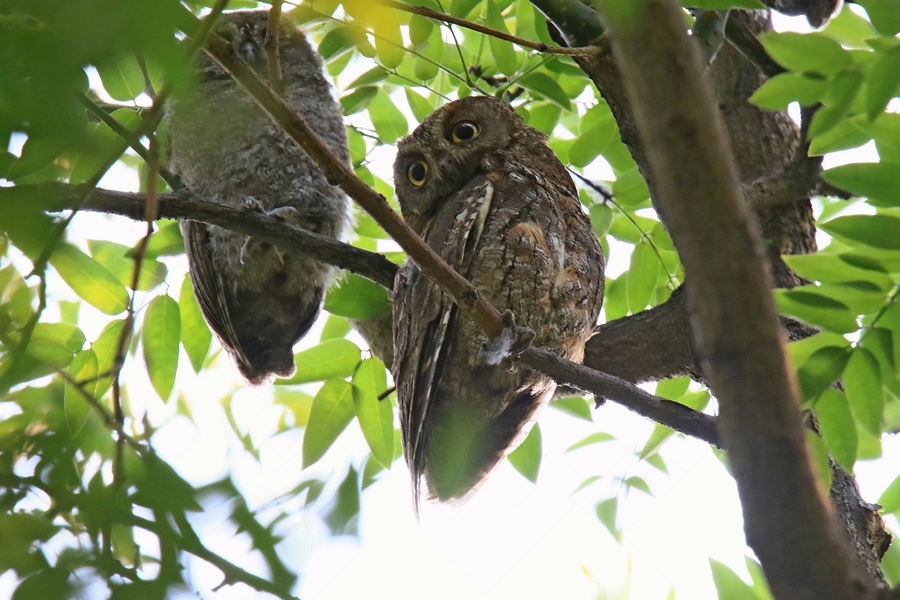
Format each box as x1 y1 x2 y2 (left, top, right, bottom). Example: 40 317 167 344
2 7 899 600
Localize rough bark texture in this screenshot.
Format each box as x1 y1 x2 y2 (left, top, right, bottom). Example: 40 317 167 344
538 2 891 587
597 3 874 598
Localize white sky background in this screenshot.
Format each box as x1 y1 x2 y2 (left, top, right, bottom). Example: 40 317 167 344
2 6 899 600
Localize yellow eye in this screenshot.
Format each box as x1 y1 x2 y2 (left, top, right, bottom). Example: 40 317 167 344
451 121 480 143
407 160 428 187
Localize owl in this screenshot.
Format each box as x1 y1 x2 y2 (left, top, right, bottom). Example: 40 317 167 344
166 10 350 385
392 96 605 506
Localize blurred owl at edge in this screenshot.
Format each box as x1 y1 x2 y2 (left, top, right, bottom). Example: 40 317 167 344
392 96 605 509
165 10 350 385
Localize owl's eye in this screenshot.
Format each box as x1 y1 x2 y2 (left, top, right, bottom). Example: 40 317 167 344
451 121 480 143
407 160 429 187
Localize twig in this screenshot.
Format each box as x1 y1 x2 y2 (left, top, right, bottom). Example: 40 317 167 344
266 0 285 96
379 0 602 56
523 347 719 446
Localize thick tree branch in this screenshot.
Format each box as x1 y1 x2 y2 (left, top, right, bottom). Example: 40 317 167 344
598 2 872 598
0 183 398 290
585 286 701 383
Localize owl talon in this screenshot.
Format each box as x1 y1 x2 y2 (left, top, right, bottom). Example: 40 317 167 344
479 310 535 367
242 196 265 212
267 206 299 222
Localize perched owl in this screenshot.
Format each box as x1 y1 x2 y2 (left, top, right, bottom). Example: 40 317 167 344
166 10 350 384
392 96 605 506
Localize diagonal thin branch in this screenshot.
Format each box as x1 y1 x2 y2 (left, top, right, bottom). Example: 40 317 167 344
377 0 603 56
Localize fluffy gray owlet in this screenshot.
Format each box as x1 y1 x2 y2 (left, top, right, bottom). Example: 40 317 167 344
166 10 350 384
392 96 605 506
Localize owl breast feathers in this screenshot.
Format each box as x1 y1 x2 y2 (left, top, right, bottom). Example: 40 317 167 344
166 10 350 385
392 96 605 507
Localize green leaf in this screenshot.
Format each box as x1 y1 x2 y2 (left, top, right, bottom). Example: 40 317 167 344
709 559 758 600
823 5 879 48
809 115 872 155
656 377 690 400
352 357 394 468
589 203 613 238
322 465 361 536
143 221 184 257
760 31 851 77
595 497 618 538
867 44 900 119
750 72 828 110
414 30 441 82
796 344 851 400
773 289 858 333
368 89 408 144
624 476 652 496
823 163 900 206
340 86 378 115
612 166 651 206
857 0 900 35
640 390 710 457
63 349 98 435
278 338 361 385
324 272 389 319
627 240 659 313
820 214 900 250
90 318 126 399
451 0 482 17
405 89 435 123
87 240 167 291
274 387 314 428
566 431 615 452
878 472 900 513
550 396 593 421
782 253 893 289
804 281 888 315
318 26 365 61
571 117 616 168
645 453 668 473
142 294 180 402
745 557 774 600
519 73 571 109
485 0 517 76
303 378 356 468
95 54 144 101
815 388 858 471
408 14 433 45
320 315 351 341
21 322 85 366
178 277 211 374
809 68 864 138
806 429 834 490
374 12 404 69
508 423 541 483
843 347 884 436
50 243 129 315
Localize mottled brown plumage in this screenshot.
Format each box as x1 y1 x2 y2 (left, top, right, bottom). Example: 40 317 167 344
166 10 350 384
392 96 605 507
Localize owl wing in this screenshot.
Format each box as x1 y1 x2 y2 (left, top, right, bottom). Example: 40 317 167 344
394 178 495 507
180 220 252 370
